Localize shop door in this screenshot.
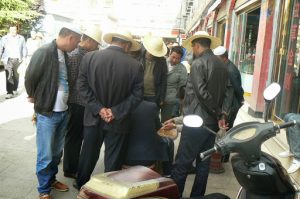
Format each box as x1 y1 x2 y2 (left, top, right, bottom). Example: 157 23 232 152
275 0 300 117
232 13 247 67
232 8 261 95
217 19 226 45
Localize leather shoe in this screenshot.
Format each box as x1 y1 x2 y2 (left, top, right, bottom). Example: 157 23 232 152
51 180 69 192
39 194 51 199
64 172 77 179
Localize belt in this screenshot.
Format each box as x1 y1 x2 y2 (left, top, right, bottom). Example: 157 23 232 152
8 58 19 61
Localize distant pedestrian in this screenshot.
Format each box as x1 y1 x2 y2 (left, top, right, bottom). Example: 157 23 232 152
26 30 43 62
63 26 102 179
0 26 27 99
171 31 233 197
25 25 81 199
75 29 143 189
19 30 44 76
140 35 168 106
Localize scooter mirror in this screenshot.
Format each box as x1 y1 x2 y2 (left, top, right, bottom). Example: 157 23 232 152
263 82 281 102
183 115 203 127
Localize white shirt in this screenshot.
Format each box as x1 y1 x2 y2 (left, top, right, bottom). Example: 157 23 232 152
53 49 69 112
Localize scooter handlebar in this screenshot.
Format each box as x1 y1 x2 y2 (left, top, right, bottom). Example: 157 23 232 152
277 120 297 129
200 146 217 159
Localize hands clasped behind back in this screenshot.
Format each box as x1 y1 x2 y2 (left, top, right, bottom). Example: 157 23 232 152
99 108 115 123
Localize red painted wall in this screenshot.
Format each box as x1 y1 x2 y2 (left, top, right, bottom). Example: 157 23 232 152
224 0 236 48
250 0 275 112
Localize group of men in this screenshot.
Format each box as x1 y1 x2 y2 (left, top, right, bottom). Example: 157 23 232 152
2 22 244 199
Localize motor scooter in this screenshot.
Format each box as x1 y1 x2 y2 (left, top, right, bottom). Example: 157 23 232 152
77 82 299 199
183 82 300 199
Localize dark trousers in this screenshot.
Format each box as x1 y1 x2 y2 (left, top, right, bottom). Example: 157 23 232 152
228 109 239 129
171 124 219 197
162 137 174 175
76 124 128 188
222 109 239 162
5 58 21 94
63 103 84 175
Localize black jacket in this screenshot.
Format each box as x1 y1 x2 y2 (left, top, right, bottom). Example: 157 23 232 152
226 60 244 112
77 46 144 133
125 101 168 162
140 50 168 105
183 49 233 125
25 40 69 116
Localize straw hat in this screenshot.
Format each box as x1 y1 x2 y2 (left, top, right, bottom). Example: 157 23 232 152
83 26 102 44
103 29 141 51
63 24 82 35
158 128 178 140
213 46 227 56
142 35 167 57
183 31 221 52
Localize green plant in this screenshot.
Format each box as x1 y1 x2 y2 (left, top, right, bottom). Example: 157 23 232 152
0 0 45 36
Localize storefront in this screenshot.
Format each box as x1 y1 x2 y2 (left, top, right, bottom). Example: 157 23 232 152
273 0 300 118
215 0 229 45
229 0 276 116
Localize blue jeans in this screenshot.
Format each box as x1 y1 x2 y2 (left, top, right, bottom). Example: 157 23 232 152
284 113 300 160
36 112 68 194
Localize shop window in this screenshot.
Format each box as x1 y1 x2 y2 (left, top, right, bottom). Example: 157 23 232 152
207 27 212 35
217 19 226 45
275 0 300 117
231 7 260 94
240 9 260 75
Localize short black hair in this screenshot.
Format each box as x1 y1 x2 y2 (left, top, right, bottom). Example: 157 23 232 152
170 46 184 57
192 37 211 48
58 27 80 37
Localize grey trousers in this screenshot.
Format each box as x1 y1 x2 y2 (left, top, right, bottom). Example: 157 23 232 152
284 113 300 160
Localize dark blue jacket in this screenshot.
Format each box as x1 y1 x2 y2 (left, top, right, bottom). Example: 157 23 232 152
226 60 244 112
126 101 168 162
77 46 144 133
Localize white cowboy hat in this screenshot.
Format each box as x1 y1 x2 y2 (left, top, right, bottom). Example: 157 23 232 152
103 29 141 51
213 46 227 56
183 31 221 52
142 35 167 57
63 24 82 35
83 26 102 44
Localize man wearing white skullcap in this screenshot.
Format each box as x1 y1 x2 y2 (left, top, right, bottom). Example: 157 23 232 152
213 46 244 130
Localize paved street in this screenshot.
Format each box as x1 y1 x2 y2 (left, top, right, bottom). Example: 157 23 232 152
0 70 242 199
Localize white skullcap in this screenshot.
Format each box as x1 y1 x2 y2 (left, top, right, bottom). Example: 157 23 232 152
63 24 82 35
213 46 227 56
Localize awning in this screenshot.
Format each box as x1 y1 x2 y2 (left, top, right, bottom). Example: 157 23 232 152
207 0 222 15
